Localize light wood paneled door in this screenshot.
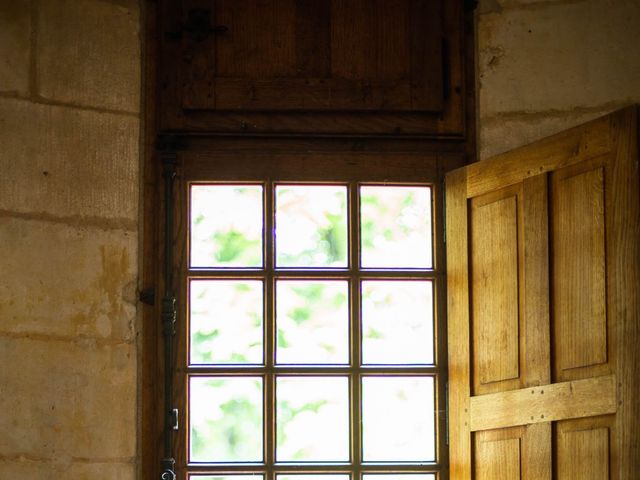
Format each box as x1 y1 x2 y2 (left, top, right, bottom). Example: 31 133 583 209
446 107 640 479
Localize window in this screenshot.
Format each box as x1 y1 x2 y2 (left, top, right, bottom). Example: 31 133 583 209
172 153 447 480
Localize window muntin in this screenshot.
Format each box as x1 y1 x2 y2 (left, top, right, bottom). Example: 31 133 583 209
181 179 445 479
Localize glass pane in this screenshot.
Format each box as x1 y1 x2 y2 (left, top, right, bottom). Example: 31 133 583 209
362 377 435 461
191 185 263 268
191 477 264 480
362 281 434 365
276 185 348 268
276 281 349 364
278 476 350 480
190 280 263 365
363 476 435 480
190 377 263 462
360 186 432 268
276 377 349 462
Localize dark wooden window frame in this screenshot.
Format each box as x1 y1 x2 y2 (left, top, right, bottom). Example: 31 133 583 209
178 153 448 479
141 138 467 480
142 0 476 477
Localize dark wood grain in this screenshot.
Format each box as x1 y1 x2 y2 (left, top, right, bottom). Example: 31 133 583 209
295 0 331 78
410 0 443 111
181 0 218 110
159 0 464 135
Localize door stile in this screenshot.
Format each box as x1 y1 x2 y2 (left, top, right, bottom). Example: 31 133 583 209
445 167 471 480
610 108 640 478
521 173 552 480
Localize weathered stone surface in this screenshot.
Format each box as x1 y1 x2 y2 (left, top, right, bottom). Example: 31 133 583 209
0 337 136 459
0 0 31 95
0 0 141 473
0 218 137 341
0 97 139 222
0 460 135 480
478 0 640 117
478 109 608 160
37 0 140 112
479 0 555 10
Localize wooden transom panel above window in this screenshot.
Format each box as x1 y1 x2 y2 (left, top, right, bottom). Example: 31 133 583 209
157 0 466 136
179 0 443 112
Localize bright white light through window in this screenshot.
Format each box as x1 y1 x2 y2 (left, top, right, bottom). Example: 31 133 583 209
191 476 265 480
362 281 434 364
276 280 349 364
278 476 351 480
276 376 350 462
190 377 263 463
360 186 432 268
191 185 263 268
275 185 348 268
362 376 435 461
190 280 263 365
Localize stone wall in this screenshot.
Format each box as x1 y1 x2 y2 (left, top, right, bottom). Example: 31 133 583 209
477 0 640 159
0 1 140 478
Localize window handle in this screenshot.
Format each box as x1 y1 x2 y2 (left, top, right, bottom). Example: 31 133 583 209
172 408 179 431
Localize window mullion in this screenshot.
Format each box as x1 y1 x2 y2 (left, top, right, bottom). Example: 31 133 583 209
265 180 276 478
349 181 362 477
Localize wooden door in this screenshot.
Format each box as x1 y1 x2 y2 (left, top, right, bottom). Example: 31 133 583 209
446 107 640 479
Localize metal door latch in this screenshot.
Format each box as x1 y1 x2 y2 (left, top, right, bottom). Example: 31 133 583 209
172 408 179 431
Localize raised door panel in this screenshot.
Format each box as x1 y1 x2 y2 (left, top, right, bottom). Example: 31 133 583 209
556 416 615 480
469 187 523 395
474 434 521 480
473 425 551 480
551 160 612 382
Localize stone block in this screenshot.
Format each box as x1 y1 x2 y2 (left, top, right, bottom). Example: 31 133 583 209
0 0 31 95
479 0 549 11
0 460 135 480
37 0 140 112
478 109 608 160
0 337 136 460
0 97 139 222
0 217 137 341
478 0 640 117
